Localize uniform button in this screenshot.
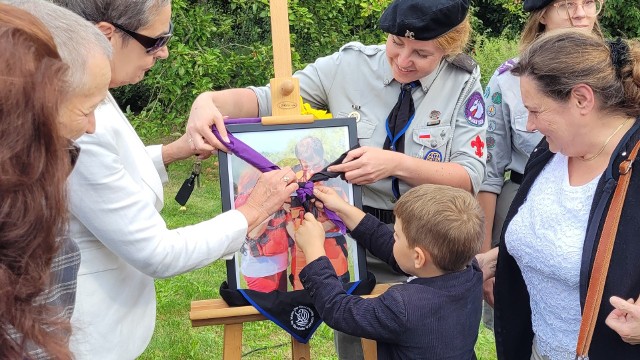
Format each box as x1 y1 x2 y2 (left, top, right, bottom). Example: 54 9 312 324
430 140 437 148
384 79 390 85
390 197 397 204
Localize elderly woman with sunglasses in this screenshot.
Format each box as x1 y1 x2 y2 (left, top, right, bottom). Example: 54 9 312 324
50 1 298 359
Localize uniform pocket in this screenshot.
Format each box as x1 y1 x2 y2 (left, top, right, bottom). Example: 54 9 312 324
411 125 451 161
356 118 377 139
513 111 540 155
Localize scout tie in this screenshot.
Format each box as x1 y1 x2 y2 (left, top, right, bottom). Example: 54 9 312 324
384 81 419 199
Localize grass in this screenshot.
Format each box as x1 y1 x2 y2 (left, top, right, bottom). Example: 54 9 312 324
138 156 497 359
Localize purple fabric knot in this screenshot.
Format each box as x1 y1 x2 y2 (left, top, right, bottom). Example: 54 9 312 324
295 181 346 234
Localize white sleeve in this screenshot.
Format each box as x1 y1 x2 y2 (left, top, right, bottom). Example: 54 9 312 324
69 126 247 279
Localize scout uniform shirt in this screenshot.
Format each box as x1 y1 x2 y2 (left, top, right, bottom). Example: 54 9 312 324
480 58 544 195
251 42 487 210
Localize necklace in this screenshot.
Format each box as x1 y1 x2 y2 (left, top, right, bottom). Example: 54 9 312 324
579 117 632 161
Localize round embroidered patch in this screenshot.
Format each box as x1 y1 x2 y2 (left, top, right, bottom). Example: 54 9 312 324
491 92 502 105
423 149 443 162
487 136 496 149
290 306 314 331
487 104 496 117
465 92 485 127
488 120 496 132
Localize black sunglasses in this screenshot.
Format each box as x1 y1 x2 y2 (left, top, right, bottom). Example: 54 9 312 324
111 21 173 54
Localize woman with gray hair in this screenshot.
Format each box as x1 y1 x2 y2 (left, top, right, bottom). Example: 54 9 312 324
50 0 298 359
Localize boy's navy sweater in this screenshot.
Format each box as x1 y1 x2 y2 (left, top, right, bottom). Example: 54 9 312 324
300 214 483 360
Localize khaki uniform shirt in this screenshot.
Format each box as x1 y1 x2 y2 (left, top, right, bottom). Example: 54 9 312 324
480 58 544 195
251 42 487 210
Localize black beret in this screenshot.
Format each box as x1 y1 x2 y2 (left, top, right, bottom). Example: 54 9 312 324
523 0 554 12
379 0 470 41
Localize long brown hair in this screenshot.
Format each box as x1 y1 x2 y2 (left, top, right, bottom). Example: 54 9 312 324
0 4 73 359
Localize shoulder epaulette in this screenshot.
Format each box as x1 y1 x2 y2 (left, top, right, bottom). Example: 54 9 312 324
497 59 517 76
448 53 477 74
339 41 383 56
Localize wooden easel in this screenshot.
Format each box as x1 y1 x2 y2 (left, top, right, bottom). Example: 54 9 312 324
190 284 390 359
189 0 385 358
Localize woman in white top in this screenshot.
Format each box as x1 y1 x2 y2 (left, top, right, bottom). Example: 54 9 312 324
478 30 640 359
53 0 298 359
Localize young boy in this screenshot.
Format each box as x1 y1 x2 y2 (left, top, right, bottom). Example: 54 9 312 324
295 184 484 359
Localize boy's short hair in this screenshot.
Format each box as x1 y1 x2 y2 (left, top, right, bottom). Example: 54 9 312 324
394 184 484 272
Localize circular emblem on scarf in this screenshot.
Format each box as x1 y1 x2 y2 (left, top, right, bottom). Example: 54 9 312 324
423 149 443 162
290 305 314 331
464 92 485 127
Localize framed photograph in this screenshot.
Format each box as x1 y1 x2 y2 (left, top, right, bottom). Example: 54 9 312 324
219 118 366 291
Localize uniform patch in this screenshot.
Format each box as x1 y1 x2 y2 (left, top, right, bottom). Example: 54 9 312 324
497 59 517 75
471 135 485 158
423 149 442 162
484 86 490 99
465 92 485 127
429 110 441 122
491 92 502 105
488 120 496 132
487 136 496 149
418 130 431 139
487 105 496 117
487 152 493 163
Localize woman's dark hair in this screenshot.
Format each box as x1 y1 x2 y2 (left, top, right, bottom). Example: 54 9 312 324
0 4 73 359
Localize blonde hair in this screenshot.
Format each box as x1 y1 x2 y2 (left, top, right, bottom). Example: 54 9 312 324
394 184 484 272
519 6 604 52
513 29 640 118
435 15 471 57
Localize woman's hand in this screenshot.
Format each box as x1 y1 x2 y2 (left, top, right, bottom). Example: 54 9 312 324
475 247 498 282
327 146 399 185
185 91 230 154
605 295 640 345
238 167 298 232
161 132 206 165
295 212 327 263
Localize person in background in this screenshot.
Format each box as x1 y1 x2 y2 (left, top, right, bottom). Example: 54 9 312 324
477 0 604 329
0 3 111 359
477 29 640 359
185 0 486 355
50 0 298 358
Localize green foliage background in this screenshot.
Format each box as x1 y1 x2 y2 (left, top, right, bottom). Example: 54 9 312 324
116 0 640 140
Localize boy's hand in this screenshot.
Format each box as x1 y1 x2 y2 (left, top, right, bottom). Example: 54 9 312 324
295 213 326 262
313 185 350 214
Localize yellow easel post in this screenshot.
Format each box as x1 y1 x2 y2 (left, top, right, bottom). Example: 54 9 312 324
189 0 382 357
261 0 313 125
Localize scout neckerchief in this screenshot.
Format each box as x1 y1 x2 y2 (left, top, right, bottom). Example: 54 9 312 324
383 81 420 199
212 119 374 342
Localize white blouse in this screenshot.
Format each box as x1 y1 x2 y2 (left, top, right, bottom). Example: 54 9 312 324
505 153 601 360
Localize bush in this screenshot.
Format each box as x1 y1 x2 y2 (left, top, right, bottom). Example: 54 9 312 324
115 0 640 141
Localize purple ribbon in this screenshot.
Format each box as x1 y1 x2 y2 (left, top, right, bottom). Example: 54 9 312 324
212 123 347 234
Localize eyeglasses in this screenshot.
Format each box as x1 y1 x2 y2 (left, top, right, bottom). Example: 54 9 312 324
552 0 603 20
111 21 173 54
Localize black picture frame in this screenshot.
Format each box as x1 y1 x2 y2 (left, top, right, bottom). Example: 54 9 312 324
218 118 366 290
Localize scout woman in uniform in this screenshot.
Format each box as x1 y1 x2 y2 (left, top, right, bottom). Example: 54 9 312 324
186 0 486 358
